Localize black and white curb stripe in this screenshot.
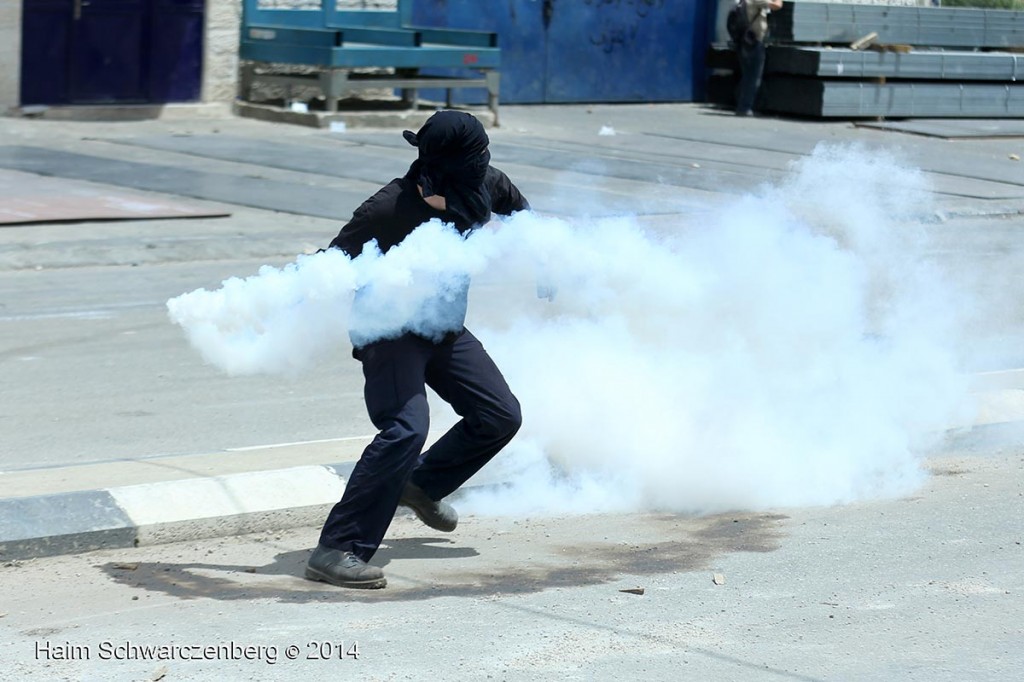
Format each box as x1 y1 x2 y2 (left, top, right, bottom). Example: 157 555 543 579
0 463 356 561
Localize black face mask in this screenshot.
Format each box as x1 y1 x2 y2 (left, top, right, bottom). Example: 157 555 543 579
403 111 492 230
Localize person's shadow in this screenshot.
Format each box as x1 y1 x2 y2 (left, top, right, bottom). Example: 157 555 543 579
98 512 786 603
99 536 479 603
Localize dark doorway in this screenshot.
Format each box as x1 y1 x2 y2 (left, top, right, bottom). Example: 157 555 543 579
20 0 204 106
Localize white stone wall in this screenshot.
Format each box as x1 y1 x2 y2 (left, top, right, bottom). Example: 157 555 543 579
0 0 22 112
257 1 396 9
336 0 396 7
205 0 243 102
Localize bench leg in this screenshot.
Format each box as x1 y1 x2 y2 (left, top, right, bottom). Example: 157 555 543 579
486 71 501 127
320 70 351 113
239 63 255 102
397 68 419 110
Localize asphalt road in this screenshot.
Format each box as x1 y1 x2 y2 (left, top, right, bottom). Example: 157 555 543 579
2 107 1024 472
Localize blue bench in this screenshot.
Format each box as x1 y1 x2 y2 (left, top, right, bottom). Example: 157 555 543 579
239 0 501 122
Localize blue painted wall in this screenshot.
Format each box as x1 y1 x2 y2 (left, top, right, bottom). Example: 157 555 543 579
411 0 714 104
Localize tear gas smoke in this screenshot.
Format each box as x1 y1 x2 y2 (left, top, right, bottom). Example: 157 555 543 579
168 145 973 515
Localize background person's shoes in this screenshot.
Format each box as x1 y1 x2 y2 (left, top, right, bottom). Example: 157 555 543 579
399 482 458 532
305 545 387 589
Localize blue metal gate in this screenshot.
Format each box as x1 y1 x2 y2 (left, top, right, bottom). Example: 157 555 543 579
411 0 713 103
20 0 204 105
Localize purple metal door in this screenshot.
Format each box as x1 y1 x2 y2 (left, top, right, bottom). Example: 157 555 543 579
70 0 148 102
20 0 75 104
20 0 203 105
149 0 204 102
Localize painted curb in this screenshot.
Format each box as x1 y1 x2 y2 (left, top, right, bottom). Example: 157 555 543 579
0 462 356 562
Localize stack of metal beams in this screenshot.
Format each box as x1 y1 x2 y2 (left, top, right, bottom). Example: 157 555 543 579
760 2 1024 118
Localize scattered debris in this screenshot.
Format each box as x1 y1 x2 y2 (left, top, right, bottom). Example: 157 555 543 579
619 587 645 595
868 43 913 54
112 562 139 571
1010 153 1020 161
20 105 50 117
151 665 168 681
849 32 878 51
713 573 726 586
244 568 257 574
598 125 616 136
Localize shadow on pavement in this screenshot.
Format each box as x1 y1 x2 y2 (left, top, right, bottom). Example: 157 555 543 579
97 512 787 604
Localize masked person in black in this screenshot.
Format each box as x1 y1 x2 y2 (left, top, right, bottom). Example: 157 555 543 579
306 111 530 589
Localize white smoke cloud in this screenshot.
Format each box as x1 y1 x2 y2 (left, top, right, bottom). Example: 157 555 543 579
167 248 356 375
168 145 975 515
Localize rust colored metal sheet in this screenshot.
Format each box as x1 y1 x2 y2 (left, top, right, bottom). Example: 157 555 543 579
0 170 230 226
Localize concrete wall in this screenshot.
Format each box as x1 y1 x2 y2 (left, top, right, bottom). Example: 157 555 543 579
205 0 243 103
0 0 22 112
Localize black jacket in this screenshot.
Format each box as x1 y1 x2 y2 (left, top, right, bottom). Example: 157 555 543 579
333 165 529 347
329 166 529 257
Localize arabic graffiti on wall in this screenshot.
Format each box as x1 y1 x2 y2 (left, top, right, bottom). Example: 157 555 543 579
584 0 667 54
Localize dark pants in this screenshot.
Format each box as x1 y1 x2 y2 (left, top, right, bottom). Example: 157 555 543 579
318 328 522 561
736 39 767 114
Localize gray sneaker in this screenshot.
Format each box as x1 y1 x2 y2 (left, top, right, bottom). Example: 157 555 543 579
399 482 458 532
305 545 387 589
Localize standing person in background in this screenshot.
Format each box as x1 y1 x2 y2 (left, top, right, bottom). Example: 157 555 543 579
735 0 784 117
305 110 530 590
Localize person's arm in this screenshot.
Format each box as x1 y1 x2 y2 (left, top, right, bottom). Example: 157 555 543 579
327 188 388 257
487 167 530 216
750 0 782 14
483 168 552 299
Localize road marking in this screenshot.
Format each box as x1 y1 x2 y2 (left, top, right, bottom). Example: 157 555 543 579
225 436 373 452
0 310 115 321
0 301 161 322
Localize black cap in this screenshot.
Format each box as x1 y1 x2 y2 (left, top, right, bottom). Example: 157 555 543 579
401 111 487 156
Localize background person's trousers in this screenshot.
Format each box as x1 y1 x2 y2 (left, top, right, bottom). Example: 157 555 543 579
736 39 767 114
318 328 522 562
